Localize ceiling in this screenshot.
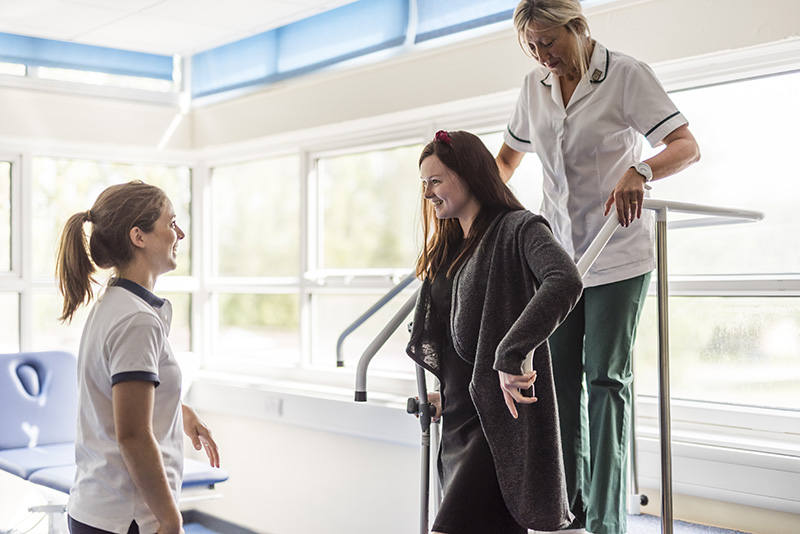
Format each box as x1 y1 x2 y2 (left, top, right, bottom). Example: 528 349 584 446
0 0 358 57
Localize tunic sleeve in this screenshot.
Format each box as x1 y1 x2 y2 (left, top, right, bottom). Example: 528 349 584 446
106 312 164 386
493 217 583 374
622 60 689 147
503 73 537 154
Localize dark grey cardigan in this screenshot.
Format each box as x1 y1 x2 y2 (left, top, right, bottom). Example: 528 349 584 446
407 210 583 531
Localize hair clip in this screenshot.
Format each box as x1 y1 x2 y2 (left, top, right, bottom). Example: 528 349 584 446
434 130 452 147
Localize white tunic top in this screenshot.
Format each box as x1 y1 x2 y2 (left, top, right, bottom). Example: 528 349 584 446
68 279 183 534
504 42 688 287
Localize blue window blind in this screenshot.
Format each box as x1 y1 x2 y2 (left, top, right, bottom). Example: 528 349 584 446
192 32 279 98
415 0 518 43
192 0 408 99
0 32 173 80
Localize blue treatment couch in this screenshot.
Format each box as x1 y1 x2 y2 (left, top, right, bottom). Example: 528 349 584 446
0 351 228 524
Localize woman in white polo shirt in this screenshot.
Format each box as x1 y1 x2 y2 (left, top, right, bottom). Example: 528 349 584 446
495 2 700 534
56 181 220 534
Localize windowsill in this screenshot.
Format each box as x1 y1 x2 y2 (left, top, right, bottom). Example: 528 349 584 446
185 370 421 448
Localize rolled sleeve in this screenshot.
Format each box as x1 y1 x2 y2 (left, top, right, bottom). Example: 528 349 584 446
623 62 688 147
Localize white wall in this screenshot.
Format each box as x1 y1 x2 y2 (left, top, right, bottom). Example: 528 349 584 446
0 85 193 150
187 413 420 534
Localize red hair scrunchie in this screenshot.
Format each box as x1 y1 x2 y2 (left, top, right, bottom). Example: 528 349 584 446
434 130 452 147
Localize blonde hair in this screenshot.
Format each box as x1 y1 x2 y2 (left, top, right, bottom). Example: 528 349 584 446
514 0 592 79
56 180 167 323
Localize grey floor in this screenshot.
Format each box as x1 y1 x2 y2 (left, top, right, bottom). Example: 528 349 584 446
628 514 749 534
181 514 750 534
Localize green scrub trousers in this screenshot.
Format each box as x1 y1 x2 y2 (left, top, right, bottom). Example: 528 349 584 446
549 272 651 534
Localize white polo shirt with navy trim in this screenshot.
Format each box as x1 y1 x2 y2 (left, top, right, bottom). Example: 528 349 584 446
68 278 183 534
504 42 688 287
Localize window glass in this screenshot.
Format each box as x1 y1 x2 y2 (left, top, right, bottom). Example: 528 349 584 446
37 67 174 92
210 156 300 277
33 291 87 354
34 289 191 355
644 71 800 275
215 293 300 365
312 292 416 372
318 143 422 270
479 131 544 212
0 293 19 353
633 296 800 410
415 0 517 43
32 158 191 278
0 62 25 76
160 292 192 353
0 161 10 271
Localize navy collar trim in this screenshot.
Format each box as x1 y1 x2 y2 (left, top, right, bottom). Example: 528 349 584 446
109 278 165 308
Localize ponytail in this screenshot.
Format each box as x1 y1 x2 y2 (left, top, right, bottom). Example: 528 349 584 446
56 211 96 323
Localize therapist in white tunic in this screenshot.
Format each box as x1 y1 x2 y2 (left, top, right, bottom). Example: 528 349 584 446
495 2 700 534
56 181 220 534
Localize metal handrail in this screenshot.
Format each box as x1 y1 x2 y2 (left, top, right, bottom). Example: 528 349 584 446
336 272 418 368
353 291 418 401
640 199 762 534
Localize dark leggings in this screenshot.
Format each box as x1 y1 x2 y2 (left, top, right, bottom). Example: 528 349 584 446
67 516 140 534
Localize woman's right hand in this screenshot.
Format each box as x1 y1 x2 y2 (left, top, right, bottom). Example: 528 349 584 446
418 391 442 421
498 370 538 419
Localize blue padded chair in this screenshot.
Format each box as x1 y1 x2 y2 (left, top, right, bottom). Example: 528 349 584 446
0 351 227 502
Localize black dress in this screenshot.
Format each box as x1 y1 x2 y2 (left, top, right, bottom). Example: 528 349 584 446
429 262 526 534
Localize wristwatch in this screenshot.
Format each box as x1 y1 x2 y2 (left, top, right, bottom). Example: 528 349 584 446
631 161 653 183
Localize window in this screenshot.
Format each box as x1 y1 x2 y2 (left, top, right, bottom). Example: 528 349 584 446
0 32 177 95
635 297 800 410
0 62 25 76
32 157 191 279
211 157 300 277
310 141 424 371
192 0 409 99
316 143 421 270
633 70 800 410
208 156 302 365
37 66 174 92
0 293 19 353
0 161 10 272
29 157 192 355
643 70 800 275
479 131 543 212
415 0 518 43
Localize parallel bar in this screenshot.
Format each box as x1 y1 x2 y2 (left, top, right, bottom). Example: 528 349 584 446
655 211 674 534
354 291 418 401
337 273 417 367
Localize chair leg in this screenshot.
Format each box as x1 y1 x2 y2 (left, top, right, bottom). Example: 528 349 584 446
29 504 67 534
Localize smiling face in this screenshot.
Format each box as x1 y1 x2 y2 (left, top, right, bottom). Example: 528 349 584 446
142 199 185 276
420 154 481 236
525 21 581 80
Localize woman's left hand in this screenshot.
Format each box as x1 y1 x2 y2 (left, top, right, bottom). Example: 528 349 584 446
182 404 220 468
604 168 646 227
498 370 538 419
